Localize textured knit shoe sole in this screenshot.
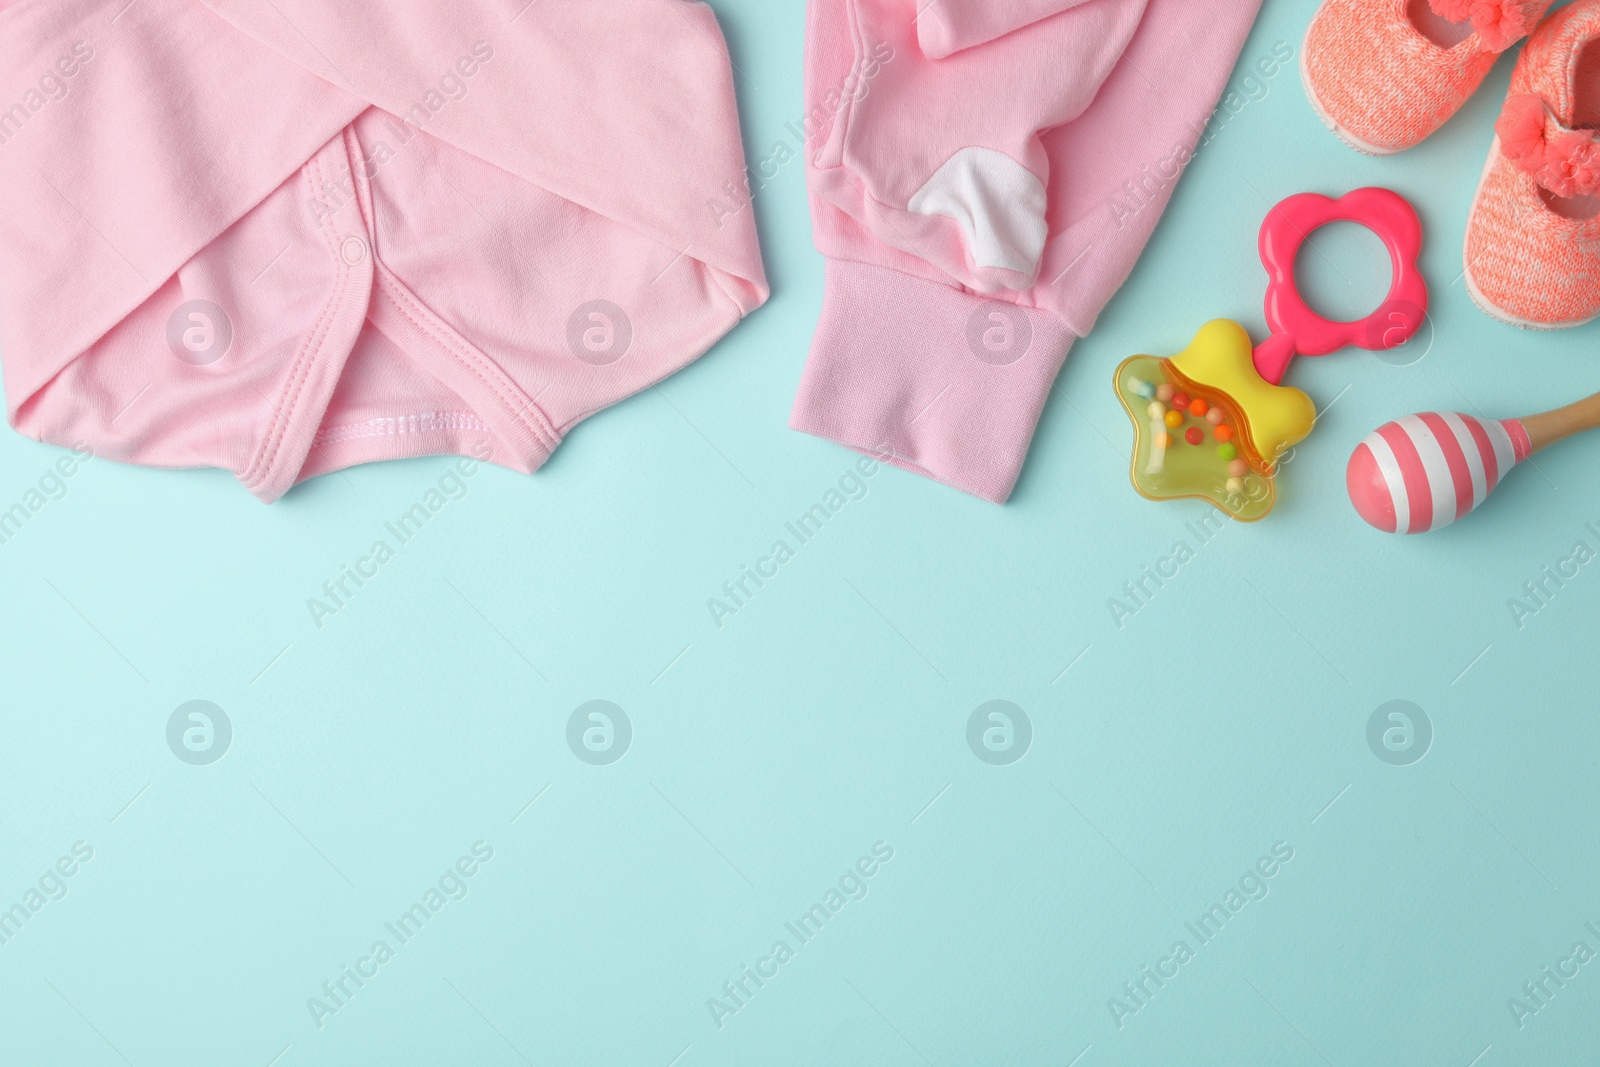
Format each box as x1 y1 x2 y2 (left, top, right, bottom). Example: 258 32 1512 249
1462 137 1600 331
1463 260 1600 329
1299 18 1406 157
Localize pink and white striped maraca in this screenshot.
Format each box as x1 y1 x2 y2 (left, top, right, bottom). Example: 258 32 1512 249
1348 391 1600 533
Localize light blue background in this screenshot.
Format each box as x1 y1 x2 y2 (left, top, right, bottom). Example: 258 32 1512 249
2 0 1597 1064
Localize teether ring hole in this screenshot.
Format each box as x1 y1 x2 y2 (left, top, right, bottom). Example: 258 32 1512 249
1292 222 1392 324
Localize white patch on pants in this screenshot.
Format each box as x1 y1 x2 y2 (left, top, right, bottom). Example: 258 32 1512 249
908 147 1048 284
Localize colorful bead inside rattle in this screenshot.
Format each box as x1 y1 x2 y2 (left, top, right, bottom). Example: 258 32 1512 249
1116 321 1308 522
1114 188 1427 522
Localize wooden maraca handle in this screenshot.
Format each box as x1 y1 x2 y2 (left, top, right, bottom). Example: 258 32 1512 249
1520 389 1600 455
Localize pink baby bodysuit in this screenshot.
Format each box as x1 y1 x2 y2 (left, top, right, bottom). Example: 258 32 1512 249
793 0 1265 503
0 0 767 501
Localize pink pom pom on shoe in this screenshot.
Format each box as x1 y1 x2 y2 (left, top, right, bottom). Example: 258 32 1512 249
1462 1 1600 330
1495 93 1600 198
1429 0 1538 53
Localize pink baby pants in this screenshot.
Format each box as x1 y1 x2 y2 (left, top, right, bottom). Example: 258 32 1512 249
0 0 767 501
793 0 1265 503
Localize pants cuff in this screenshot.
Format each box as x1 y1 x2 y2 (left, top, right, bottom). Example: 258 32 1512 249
789 259 1075 504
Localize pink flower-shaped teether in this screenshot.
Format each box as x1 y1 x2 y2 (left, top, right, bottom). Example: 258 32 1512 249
1254 188 1427 385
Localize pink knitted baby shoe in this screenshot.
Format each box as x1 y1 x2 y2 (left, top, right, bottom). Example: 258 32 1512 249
1464 0 1600 329
1302 0 1552 155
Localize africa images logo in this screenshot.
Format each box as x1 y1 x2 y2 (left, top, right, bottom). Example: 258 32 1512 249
166 700 232 766
165 300 233 366
566 701 632 765
0 41 94 150
1366 700 1431 766
966 700 1031 765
